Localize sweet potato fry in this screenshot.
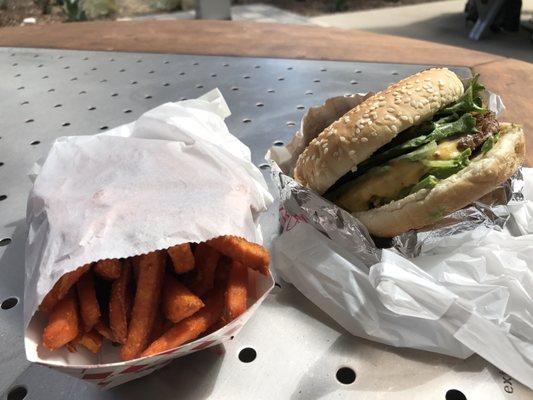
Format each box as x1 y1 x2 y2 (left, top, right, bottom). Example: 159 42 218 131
215 256 231 287
42 289 79 350
207 236 269 275
149 307 166 343
94 320 115 342
76 270 100 332
109 260 133 344
167 243 195 274
39 264 91 314
78 330 103 354
141 289 224 357
120 251 165 361
226 260 248 320
189 243 220 296
163 273 204 323
94 259 121 281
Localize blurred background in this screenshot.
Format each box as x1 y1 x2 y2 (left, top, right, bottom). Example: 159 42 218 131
1 0 531 61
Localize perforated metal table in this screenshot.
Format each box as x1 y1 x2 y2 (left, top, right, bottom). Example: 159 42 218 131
0 48 530 400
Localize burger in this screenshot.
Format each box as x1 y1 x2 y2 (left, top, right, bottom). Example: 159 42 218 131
293 68 525 237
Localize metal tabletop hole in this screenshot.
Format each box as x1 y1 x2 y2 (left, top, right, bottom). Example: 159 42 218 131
12 63 18 66
351 80 358 85
321 68 327 72
243 75 250 79
193 62 199 66
111 93 119 97
119 69 126 73
20 101 29 105
196 84 204 89
267 89 275 93
47 88 54 92
54 104 62 108
313 79 320 83
82 56 89 60
258 163 270 170
277 77 285 81
0 195 6 201
100 126 109 131
211 73 217 77
164 60 170 64
238 347 256 363
109 58 115 62
91 67 97 71
273 140 284 146
274 282 282 288
30 140 40 146
38 64 43 67
131 81 138 85
355 69 362 73
242 118 252 124
149 70 155 74
7 385 27 400
100 79 107 83
287 66 293 70
0 162 4 167
79 90 87 95
179 72 186 76
445 389 467 400
163 83 170 87
305 90 313 95
254 65 261 69
145 95 153 99
392 71 399 75
25 119 34 123
286 121 295 127
14 73 21 77
17 86 24 90
62 122 71 127
41 75 48 79
0 238 11 246
336 367 356 385
70 77 78 81
1 297 18 310
231 87 239 91
223 63 229 67
63 66 70 70
296 105 305 110
136 59 142 63
124 109 132 114
256 103 264 107
88 106 96 111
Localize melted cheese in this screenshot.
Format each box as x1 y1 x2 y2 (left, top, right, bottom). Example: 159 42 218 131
336 138 462 212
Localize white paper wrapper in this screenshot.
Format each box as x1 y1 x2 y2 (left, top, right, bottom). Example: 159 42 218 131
267 90 533 389
24 89 275 388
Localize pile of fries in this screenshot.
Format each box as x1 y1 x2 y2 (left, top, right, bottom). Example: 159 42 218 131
40 236 269 360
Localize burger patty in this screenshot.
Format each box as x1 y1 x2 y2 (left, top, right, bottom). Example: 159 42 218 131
457 112 499 151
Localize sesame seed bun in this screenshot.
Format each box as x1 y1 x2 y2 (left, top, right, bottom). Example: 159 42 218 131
293 68 465 194
354 123 525 237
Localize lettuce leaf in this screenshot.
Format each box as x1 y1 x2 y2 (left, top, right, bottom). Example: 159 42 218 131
481 133 500 154
364 113 476 167
440 74 487 115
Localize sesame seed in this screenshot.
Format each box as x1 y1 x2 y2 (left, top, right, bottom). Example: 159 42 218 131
361 137 368 143
414 115 421 121
355 128 361 134
349 150 356 156
400 115 409 121
340 136 347 142
409 117 414 123
378 96 386 101
387 108 395 113
391 125 398 133
324 148 329 154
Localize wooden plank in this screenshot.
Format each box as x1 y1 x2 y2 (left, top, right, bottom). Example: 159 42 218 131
474 59 532 165
0 20 503 67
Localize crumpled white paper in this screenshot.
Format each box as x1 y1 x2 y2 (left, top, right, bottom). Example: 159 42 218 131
24 89 273 331
269 88 533 389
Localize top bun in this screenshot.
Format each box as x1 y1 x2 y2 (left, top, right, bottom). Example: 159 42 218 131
293 68 465 194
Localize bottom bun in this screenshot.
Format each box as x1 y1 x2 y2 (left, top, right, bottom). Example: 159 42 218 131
355 123 525 237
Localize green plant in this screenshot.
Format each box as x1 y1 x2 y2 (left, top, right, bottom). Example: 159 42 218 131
64 0 87 21
83 0 117 19
333 0 347 12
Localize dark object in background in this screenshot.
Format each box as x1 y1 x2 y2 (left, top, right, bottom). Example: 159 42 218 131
465 0 522 32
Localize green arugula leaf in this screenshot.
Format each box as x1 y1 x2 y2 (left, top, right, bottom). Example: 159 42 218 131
441 74 487 115
423 148 472 179
481 133 500 154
